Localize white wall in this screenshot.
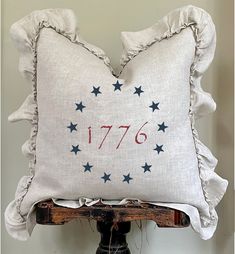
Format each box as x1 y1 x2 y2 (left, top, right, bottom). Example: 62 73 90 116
2 0 234 253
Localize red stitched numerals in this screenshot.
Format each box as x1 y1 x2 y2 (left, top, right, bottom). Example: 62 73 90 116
116 125 130 149
98 125 113 149
88 126 92 144
135 121 148 144
88 122 148 149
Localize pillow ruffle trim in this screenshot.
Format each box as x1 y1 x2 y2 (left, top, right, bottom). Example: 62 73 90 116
9 9 116 84
120 5 216 118
5 6 228 241
120 4 228 225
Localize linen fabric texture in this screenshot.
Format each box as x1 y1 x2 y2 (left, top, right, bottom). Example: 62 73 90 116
5 5 228 241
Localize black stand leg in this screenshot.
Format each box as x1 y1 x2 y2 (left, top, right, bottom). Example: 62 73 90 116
96 221 131 254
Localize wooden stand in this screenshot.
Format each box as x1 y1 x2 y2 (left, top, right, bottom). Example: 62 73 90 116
36 200 190 253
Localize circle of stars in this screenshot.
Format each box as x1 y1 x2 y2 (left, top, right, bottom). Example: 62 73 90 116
112 80 123 91
141 162 152 173
101 172 111 183
75 101 86 112
158 122 168 132
91 86 102 97
71 145 81 155
149 101 160 112
123 173 133 184
83 162 93 172
134 86 144 97
68 79 169 183
67 122 77 132
154 144 164 154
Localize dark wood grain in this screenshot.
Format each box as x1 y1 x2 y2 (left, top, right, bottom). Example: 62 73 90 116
36 200 190 254
36 200 190 227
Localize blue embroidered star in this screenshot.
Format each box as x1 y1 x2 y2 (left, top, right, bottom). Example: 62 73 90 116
154 144 164 154
134 86 144 97
123 173 133 184
67 122 77 132
91 86 102 96
112 80 123 91
83 162 93 172
149 101 160 112
141 162 152 173
158 122 168 132
71 145 81 155
101 172 111 183
75 101 86 112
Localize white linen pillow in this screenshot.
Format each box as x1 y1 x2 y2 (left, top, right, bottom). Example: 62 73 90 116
5 5 228 241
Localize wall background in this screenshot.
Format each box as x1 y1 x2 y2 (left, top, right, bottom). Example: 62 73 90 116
1 0 234 253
